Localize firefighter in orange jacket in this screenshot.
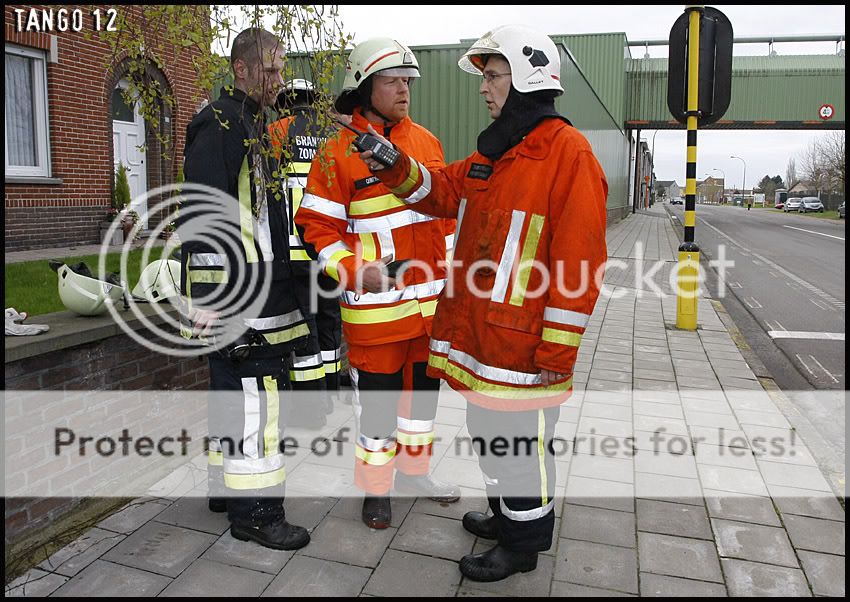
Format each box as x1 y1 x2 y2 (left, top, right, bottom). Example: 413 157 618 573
356 26 608 581
295 38 460 530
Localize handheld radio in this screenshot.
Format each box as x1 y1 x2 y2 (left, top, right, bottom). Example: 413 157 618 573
336 121 400 168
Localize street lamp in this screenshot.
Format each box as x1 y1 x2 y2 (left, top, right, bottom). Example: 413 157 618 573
712 168 726 204
730 155 747 200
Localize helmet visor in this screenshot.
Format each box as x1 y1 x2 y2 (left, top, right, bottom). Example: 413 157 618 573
374 67 420 79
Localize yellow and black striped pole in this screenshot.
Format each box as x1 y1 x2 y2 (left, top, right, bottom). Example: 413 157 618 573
676 5 702 330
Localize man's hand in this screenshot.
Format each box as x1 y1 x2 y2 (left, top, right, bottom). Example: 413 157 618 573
356 255 396 294
357 124 392 171
190 308 221 338
540 369 568 385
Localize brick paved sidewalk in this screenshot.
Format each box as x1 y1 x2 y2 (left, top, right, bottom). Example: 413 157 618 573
6 209 845 597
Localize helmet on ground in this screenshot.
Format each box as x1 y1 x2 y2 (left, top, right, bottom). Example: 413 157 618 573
458 25 563 95
52 262 124 316
335 37 420 114
132 259 182 303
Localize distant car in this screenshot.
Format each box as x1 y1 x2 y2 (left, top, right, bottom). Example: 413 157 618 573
774 202 784 210
784 197 803 212
799 197 824 213
670 198 683 205
839 201 845 219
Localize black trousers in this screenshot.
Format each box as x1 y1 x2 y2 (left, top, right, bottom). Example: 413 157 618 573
207 353 291 526
466 403 560 552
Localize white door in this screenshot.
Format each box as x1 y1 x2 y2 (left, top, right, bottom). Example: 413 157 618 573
112 79 148 228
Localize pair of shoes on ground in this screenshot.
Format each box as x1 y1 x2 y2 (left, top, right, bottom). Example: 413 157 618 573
208 498 310 551
460 511 538 582
361 473 462 529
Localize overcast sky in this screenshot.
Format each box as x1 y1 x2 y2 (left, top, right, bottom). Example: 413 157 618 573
333 5 845 189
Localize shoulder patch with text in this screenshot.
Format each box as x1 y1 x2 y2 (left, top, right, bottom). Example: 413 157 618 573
467 163 493 181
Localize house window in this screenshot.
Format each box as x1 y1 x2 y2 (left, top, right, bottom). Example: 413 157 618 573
5 44 51 178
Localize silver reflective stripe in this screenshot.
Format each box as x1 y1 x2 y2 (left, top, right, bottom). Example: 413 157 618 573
340 279 445 305
358 433 397 452
289 234 305 248
318 241 352 269
429 338 451 355
286 176 308 188
225 453 285 475
241 377 261 460
445 234 455 250
208 437 222 453
405 160 433 203
301 193 348 221
499 498 555 522
455 198 468 246
377 231 395 260
397 417 434 433
321 349 340 362
491 210 526 303
244 309 303 331
292 352 322 369
544 307 590 329
450 348 543 386
348 209 437 233
256 194 274 261
189 253 225 267
482 472 499 486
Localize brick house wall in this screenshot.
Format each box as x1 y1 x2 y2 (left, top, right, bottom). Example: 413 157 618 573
4 5 207 251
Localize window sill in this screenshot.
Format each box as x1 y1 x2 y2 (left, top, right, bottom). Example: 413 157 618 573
5 176 63 185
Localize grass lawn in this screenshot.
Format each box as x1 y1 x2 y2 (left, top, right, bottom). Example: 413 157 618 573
5 246 172 317
798 210 841 220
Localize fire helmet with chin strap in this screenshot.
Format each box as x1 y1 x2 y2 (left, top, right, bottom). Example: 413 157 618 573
334 37 420 115
51 261 125 317
458 25 563 96
132 259 182 303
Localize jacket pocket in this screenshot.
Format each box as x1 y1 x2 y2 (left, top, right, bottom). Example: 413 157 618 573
485 302 542 335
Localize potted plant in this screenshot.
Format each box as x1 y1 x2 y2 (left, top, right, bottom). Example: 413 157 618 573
100 164 132 245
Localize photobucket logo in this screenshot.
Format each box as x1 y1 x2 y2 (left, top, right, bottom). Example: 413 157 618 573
101 183 271 358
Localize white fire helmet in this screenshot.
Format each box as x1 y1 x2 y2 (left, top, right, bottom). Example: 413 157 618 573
132 259 182 303
56 264 125 316
458 25 563 96
335 37 420 114
284 78 314 93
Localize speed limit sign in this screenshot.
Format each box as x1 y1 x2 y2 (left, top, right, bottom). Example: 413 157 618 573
819 104 835 120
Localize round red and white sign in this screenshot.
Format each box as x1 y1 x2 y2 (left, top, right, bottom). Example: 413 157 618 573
818 104 835 120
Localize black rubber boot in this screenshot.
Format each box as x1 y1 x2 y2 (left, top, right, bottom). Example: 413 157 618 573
459 544 538 582
208 497 227 513
462 511 497 539
394 473 461 503
361 495 392 529
230 518 310 550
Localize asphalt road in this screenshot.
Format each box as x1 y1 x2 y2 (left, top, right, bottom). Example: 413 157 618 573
669 203 845 390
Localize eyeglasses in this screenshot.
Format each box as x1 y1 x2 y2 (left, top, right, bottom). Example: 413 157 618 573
481 72 511 84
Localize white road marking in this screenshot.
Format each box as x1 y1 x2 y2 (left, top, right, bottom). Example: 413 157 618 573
795 353 816 376
769 271 779 278
744 297 763 309
729 281 742 289
699 218 845 312
809 298 833 311
783 225 845 241
769 331 845 341
809 355 840 384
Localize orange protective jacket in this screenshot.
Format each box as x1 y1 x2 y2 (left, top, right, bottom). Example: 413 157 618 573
295 108 453 347
375 118 608 410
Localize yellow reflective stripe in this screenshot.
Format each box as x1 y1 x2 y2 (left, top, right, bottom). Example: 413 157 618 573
355 445 396 466
261 322 311 345
350 193 406 216
684 210 696 227
538 410 548 507
419 298 438 318
397 431 435 446
290 249 312 261
429 353 572 399
324 360 342 374
292 186 304 216
238 157 259 263
224 466 286 490
208 450 223 466
392 159 421 196
263 376 280 457
509 214 545 306
290 161 312 173
360 233 377 261
326 250 355 282
341 300 419 324
541 327 583 348
289 367 326 382
189 269 228 284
